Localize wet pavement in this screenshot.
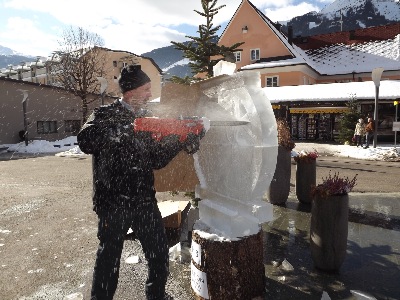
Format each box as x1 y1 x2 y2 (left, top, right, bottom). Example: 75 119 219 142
262 192 400 300
107 192 400 300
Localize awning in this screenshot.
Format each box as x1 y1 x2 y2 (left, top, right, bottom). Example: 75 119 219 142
289 107 350 114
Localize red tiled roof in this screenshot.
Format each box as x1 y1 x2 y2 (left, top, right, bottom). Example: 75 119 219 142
293 23 400 50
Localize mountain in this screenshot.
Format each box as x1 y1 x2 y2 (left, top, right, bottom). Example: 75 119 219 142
281 0 400 37
0 45 33 69
142 42 192 81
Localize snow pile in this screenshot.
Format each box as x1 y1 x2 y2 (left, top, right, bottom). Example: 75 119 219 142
330 145 400 161
293 142 400 161
55 146 86 157
5 136 78 154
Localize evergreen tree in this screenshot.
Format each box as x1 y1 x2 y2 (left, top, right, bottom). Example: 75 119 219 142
170 0 244 84
337 94 362 144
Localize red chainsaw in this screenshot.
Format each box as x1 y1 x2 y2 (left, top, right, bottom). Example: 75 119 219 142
133 117 206 142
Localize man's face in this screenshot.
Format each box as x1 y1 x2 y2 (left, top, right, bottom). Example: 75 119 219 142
124 82 152 110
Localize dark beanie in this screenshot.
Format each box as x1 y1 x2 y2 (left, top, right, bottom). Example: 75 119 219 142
118 64 151 93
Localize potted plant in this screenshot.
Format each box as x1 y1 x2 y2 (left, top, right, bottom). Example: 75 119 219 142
310 172 357 272
265 119 295 205
293 150 318 203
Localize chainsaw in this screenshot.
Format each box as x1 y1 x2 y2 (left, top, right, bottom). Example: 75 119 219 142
133 116 208 143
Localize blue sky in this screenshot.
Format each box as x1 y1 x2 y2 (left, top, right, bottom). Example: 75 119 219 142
0 0 334 57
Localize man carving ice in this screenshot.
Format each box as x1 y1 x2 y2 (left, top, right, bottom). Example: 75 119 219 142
78 64 204 299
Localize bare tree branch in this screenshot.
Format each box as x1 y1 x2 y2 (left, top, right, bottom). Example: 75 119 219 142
50 26 109 121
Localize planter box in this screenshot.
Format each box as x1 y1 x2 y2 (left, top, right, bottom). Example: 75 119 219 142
158 200 190 228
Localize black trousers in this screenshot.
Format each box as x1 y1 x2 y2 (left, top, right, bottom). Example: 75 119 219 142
91 200 169 300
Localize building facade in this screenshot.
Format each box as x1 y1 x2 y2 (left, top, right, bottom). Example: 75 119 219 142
0 49 162 144
218 0 400 141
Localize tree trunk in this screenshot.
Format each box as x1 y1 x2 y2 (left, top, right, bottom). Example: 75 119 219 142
82 100 88 122
191 231 264 300
310 194 349 271
295 160 316 203
265 146 292 205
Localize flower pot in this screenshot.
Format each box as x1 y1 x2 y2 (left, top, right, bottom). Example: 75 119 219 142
265 146 291 205
295 160 316 203
310 194 349 271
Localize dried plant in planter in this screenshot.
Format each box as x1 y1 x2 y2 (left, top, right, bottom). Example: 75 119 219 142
276 118 295 151
312 172 357 198
310 171 357 271
266 119 295 204
293 150 319 163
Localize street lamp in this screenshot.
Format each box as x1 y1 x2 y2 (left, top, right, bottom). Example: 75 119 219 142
31 56 41 83
371 67 384 148
96 77 108 106
17 89 29 146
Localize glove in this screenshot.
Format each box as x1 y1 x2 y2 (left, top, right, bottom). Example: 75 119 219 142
134 130 153 142
184 132 201 154
160 134 181 146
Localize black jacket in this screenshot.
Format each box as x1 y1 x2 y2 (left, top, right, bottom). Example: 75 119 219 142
78 100 183 212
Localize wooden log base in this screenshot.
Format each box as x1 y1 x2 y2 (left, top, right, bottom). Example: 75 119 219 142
191 230 264 300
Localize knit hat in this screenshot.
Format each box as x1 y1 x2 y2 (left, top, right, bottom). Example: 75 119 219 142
118 64 151 93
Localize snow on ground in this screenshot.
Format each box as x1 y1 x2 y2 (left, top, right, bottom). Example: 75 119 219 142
0 136 86 157
293 142 400 161
1 136 400 161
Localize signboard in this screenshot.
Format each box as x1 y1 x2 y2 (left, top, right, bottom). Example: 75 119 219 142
289 107 350 114
191 240 202 265
191 261 209 299
393 122 400 131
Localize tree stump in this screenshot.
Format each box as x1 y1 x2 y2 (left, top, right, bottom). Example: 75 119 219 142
191 230 264 300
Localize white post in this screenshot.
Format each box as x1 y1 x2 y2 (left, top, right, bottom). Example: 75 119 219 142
17 90 29 146
372 68 384 148
395 102 398 148
96 77 108 106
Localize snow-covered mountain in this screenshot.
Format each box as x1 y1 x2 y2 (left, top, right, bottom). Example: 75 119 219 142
0 45 28 56
142 42 193 80
283 0 399 37
0 45 33 69
321 0 399 21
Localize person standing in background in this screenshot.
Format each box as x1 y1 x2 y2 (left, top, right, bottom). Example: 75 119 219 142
354 118 366 147
364 117 374 148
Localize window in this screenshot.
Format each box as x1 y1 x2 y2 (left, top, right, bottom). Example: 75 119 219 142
37 121 57 134
234 51 241 62
64 120 81 134
113 61 117 67
250 48 260 61
266 76 279 87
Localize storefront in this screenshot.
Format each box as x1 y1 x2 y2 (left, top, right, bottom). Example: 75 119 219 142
288 107 350 141
265 80 400 142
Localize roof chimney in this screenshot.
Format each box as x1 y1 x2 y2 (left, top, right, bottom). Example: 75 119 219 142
288 25 293 45
275 22 282 32
349 30 355 40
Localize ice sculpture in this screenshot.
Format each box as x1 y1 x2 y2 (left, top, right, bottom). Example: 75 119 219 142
153 61 278 240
